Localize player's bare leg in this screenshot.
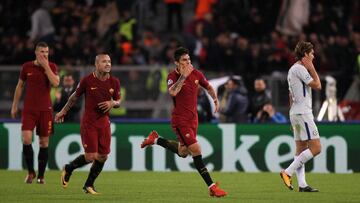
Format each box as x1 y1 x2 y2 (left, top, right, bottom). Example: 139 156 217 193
22 130 36 184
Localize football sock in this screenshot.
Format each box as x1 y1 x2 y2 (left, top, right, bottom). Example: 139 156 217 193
157 137 179 155
295 156 308 188
23 144 35 173
84 160 105 187
66 154 89 172
193 155 213 187
285 149 313 176
37 147 48 178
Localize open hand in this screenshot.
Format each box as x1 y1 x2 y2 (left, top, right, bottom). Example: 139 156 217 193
98 101 114 113
37 55 49 70
179 63 193 77
301 56 314 71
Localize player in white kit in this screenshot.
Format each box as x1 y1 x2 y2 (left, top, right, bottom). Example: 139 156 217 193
280 41 322 192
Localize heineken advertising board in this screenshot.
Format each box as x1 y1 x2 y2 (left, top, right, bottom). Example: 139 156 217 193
0 123 358 173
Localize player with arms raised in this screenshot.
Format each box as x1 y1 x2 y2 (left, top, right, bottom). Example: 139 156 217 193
280 41 322 192
55 54 121 194
141 47 227 197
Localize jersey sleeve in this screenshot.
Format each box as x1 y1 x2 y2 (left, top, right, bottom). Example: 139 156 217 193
197 70 210 88
75 77 87 97
50 63 58 75
167 73 177 89
113 78 121 100
19 64 27 81
296 66 313 85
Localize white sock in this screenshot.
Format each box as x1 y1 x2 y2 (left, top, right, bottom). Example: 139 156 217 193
295 155 308 188
285 149 313 176
208 183 215 188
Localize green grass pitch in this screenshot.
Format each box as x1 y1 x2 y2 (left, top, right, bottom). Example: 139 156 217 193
0 170 359 203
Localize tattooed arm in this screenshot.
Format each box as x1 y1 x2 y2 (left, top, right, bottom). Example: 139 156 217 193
54 92 79 123
168 75 187 97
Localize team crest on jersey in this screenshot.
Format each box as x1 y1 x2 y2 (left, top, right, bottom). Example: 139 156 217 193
168 79 173 85
109 88 114 94
313 130 319 136
194 80 199 85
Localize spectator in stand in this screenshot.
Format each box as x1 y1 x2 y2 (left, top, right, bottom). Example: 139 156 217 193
249 78 272 122
29 2 55 44
53 74 81 122
219 77 249 123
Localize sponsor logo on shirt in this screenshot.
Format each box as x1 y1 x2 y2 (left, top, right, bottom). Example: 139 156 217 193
167 79 173 85
109 88 114 94
27 73 33 76
90 87 98 90
194 80 199 85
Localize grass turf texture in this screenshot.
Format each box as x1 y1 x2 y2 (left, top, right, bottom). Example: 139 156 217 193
0 170 359 203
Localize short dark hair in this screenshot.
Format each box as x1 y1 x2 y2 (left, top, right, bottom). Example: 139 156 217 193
294 41 313 60
174 47 189 62
35 41 48 49
228 77 240 86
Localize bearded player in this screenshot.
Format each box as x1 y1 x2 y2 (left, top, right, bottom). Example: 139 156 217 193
55 54 121 194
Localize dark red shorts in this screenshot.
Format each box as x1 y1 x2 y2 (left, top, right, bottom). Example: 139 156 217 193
80 122 111 154
21 110 53 137
171 123 198 147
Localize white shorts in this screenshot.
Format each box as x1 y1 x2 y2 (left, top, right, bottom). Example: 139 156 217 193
290 113 320 141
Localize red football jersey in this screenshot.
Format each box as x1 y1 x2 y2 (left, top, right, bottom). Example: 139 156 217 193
19 61 58 111
75 72 120 127
167 68 209 124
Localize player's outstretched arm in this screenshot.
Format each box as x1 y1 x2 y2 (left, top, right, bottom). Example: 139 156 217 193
11 79 25 119
55 92 79 123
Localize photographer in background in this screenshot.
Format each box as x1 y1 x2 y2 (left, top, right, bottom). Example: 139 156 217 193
253 103 287 123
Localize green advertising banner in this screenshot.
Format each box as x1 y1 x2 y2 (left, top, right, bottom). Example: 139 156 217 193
0 123 359 173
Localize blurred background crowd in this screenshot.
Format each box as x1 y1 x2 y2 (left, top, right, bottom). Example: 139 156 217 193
0 0 359 123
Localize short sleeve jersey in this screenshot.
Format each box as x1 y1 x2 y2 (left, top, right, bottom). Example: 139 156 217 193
287 63 314 115
167 68 209 123
75 73 120 127
19 61 58 111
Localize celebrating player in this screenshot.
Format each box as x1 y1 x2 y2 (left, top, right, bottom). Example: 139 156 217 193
11 42 59 184
280 41 322 192
141 47 227 197
55 54 121 194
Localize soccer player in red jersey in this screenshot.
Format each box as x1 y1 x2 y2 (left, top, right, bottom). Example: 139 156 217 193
55 54 121 195
141 47 227 197
11 42 60 184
